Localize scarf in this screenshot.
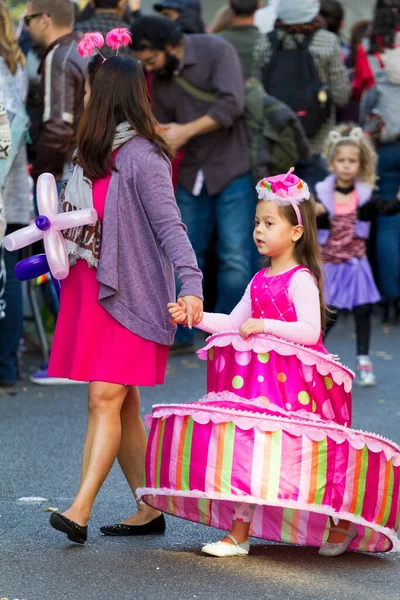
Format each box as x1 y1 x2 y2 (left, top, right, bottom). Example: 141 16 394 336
275 15 325 35
62 122 138 269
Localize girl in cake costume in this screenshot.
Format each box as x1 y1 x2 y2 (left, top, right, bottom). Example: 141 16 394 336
137 170 400 559
316 125 400 386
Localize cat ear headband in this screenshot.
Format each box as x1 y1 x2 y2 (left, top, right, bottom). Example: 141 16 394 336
256 168 310 226
327 127 364 157
78 28 132 60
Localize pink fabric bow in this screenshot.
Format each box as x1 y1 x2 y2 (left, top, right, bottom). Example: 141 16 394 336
78 32 105 57
268 173 302 198
106 28 132 51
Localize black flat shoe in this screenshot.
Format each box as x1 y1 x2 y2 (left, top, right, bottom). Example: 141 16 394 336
49 512 88 544
100 513 166 536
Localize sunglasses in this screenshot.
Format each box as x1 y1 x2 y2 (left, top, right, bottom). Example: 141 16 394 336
24 12 48 26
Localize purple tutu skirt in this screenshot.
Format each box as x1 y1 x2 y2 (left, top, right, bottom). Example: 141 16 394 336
323 258 380 310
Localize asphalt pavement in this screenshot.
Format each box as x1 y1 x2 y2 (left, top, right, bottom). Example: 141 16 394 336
1 315 400 600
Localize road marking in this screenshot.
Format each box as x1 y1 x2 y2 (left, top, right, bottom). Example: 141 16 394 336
16 497 48 503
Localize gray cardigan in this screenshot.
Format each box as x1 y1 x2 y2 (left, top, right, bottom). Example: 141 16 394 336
97 136 203 346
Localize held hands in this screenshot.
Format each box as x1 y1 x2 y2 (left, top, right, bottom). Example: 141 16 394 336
239 318 264 340
168 296 203 328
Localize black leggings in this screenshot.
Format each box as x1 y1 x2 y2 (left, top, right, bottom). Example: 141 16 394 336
324 304 371 356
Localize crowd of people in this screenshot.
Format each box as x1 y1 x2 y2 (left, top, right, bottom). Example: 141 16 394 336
0 0 399 560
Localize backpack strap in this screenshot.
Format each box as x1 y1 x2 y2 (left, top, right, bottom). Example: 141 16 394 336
295 31 316 51
172 75 217 103
268 30 283 51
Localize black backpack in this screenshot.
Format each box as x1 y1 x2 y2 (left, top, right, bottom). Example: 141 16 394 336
262 31 331 138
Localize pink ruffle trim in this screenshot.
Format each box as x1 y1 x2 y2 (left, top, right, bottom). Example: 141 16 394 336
136 486 400 552
148 392 400 464
197 332 354 392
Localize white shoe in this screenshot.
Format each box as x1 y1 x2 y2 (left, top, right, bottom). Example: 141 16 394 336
201 533 250 557
318 523 357 557
355 356 376 387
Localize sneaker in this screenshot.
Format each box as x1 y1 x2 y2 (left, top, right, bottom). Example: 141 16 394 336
30 368 87 385
355 356 376 387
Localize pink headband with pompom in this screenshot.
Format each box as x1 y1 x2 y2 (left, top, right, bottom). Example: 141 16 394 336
256 168 310 226
78 28 132 60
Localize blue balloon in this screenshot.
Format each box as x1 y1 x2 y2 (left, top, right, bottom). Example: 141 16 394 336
15 254 49 281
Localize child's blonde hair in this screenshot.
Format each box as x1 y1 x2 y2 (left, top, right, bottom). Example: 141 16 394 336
323 123 377 187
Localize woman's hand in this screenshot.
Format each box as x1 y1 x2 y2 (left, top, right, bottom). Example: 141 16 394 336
315 202 327 216
168 299 188 325
239 318 264 339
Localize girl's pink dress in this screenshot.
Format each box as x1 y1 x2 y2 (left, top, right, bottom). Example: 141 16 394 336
47 168 169 386
138 266 400 553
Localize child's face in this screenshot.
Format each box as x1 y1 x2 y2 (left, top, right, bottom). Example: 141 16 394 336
253 201 301 258
330 144 360 185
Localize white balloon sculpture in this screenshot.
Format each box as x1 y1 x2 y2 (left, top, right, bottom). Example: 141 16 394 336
4 173 97 280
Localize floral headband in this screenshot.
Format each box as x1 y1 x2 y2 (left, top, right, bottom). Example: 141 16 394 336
78 28 132 60
256 168 310 226
327 127 364 157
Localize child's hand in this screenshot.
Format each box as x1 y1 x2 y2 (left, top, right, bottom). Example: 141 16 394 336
168 298 188 326
239 318 264 339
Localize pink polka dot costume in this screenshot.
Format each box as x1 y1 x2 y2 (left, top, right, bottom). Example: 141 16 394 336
138 174 400 553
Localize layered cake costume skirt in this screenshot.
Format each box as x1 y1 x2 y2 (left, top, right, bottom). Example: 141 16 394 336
137 333 400 553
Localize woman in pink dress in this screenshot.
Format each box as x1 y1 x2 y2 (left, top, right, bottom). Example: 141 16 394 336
47 53 203 544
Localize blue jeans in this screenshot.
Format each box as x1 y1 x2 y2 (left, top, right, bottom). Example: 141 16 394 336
0 226 23 384
175 172 254 343
376 142 400 299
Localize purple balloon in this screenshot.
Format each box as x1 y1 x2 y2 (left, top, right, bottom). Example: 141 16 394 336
15 254 49 281
35 214 51 231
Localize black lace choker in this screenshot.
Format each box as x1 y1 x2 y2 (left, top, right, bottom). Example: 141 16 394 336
335 184 355 195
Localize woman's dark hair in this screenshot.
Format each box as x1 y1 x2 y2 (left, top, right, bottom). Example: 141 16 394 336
347 19 371 68
320 0 344 35
130 16 183 51
370 0 400 53
77 55 172 180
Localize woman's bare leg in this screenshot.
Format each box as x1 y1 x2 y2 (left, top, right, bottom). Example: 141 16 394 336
63 381 128 526
116 386 161 525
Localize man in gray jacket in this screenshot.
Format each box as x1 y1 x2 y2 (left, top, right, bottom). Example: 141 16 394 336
25 0 87 184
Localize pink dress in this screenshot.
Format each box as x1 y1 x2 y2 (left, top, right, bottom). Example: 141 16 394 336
138 266 400 553
47 167 169 386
